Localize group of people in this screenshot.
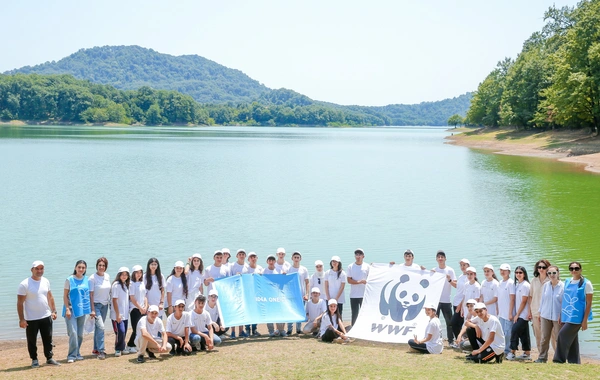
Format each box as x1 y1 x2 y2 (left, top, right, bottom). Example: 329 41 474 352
17 247 593 368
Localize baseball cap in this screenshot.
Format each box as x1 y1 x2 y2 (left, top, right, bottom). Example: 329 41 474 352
500 263 511 271
328 299 338 305
424 303 437 310
466 299 477 305
237 249 246 255
483 264 494 271
221 248 230 254
466 266 477 274
192 253 202 260
118 266 129 273
214 250 223 256
248 252 257 257
132 264 143 272
277 247 286 254
404 249 414 256
331 255 341 262
354 248 364 255
311 287 321 293
208 289 218 296
315 260 324 266
31 260 44 268
174 299 186 306
460 258 470 265
174 261 184 268
267 254 276 260
148 305 159 313
474 302 487 310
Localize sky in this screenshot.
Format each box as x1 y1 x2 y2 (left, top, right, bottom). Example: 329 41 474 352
1 0 581 106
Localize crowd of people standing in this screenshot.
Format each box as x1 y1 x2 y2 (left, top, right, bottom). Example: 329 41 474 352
17 247 593 368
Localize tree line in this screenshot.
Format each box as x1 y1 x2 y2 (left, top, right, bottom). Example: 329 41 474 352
465 0 600 133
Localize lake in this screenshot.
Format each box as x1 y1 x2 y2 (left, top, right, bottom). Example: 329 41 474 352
1 125 598 357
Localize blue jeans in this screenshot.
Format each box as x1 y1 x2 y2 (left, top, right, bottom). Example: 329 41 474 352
111 319 128 352
93 303 109 352
499 317 513 354
65 314 85 360
190 332 221 350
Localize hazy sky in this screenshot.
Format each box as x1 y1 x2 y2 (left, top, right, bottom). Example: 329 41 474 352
2 0 579 106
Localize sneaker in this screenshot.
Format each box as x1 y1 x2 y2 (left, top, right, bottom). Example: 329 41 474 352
333 337 344 344
449 342 459 349
76 355 84 361
312 331 318 336
517 353 531 360
286 330 292 336
505 352 516 361
46 358 60 366
297 330 304 335
280 331 288 337
122 348 130 355
115 350 121 357
272 329 280 337
239 331 249 338
230 331 236 339
146 349 156 359
534 358 547 363
137 355 145 363
126 346 138 353
252 330 261 337
269 331 276 337
67 358 75 363
31 359 40 368
465 354 476 361
92 349 100 356
97 352 106 360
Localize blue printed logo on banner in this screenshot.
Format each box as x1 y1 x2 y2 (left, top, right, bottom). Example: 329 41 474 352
213 273 305 326
379 274 430 322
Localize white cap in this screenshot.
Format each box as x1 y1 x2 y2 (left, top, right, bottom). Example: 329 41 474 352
277 247 286 254
221 248 230 254
460 258 470 265
148 305 159 313
248 252 257 257
483 264 494 271
118 266 129 273
311 287 321 293
328 299 338 305
331 255 341 262
174 299 186 306
474 302 487 310
237 249 246 254
500 263 511 271
132 264 143 272
208 289 218 296
315 260 324 266
466 266 477 274
31 260 44 268
267 254 276 260
466 299 477 305
174 261 185 268
424 303 437 310
192 253 202 260
214 250 223 256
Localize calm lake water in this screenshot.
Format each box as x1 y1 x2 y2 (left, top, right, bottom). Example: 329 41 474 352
1 125 598 356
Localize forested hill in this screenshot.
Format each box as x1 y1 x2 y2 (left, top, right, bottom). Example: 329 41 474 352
5 45 269 104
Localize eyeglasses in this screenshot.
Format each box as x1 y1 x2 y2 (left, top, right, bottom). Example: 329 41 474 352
548 271 558 275
537 266 547 270
475 310 484 314
515 271 523 274
569 267 581 271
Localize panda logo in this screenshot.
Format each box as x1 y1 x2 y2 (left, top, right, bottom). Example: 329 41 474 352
379 274 429 322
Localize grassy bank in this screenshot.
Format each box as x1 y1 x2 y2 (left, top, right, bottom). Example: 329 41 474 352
1 329 598 379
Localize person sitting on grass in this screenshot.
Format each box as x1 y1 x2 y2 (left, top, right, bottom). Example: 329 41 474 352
166 299 192 356
136 305 172 363
464 303 505 363
303 287 327 335
206 289 228 337
319 299 351 343
190 294 220 351
408 303 443 354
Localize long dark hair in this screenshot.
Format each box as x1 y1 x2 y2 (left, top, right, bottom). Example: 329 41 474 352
190 257 204 273
514 266 530 284
330 260 343 279
168 267 189 298
327 302 342 327
533 259 551 277
132 269 144 282
113 270 130 291
145 257 163 291
72 260 87 276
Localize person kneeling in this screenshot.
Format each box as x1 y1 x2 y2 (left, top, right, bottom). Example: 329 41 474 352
303 287 326 335
166 299 192 356
464 303 505 363
136 305 172 363
408 303 443 354
190 295 221 351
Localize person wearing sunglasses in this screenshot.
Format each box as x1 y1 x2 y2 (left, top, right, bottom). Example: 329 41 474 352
310 260 326 301
507 266 531 361
529 259 551 353
553 262 594 364
535 265 563 363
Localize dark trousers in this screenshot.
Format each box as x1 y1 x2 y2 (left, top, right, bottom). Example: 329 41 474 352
553 322 581 364
466 327 501 363
510 318 531 351
111 319 128 352
350 298 363 326
167 336 188 354
321 326 342 342
408 339 429 353
127 308 142 347
26 315 54 360
437 302 454 343
450 308 464 341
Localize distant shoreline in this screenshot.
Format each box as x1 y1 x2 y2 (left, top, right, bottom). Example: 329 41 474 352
446 127 600 174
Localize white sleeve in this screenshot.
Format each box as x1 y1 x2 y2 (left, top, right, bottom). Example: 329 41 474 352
586 280 594 294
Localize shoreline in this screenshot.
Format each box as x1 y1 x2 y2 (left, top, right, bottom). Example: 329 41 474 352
446 127 600 174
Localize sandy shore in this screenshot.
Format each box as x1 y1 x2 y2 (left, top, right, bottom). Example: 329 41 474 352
446 127 600 174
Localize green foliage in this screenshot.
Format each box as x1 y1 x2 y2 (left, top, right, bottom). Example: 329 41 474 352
447 114 464 127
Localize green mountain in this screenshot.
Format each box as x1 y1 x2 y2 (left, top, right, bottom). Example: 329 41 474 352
6 45 269 103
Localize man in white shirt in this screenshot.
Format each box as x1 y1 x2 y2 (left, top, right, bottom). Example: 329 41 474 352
390 249 426 270
263 255 286 336
245 252 263 336
136 305 172 363
190 294 220 351
17 260 60 368
464 303 505 363
432 250 456 346
230 249 250 338
347 248 369 327
166 299 192 355
286 251 310 335
275 247 291 274
303 287 327 335
204 251 231 292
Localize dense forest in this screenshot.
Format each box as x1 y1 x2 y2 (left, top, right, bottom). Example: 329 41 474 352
1 46 472 126
465 0 600 133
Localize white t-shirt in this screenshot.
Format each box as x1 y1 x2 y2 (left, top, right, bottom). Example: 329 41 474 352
17 277 52 321
231 262 249 275
166 275 185 307
515 281 531 319
319 312 340 336
453 273 468 307
288 265 309 297
497 278 515 320
569 278 594 294
462 282 481 317
433 266 456 303
166 311 192 337
205 303 220 324
129 280 146 312
306 298 327 321
144 274 166 308
247 265 263 274
347 262 370 299
187 270 204 294
310 272 326 300
275 261 291 274
110 282 129 320
89 273 111 305
471 315 505 355
425 317 443 354
480 278 499 316
403 263 422 270
205 264 230 292
190 309 213 333
262 267 280 275
137 316 165 345
324 270 347 304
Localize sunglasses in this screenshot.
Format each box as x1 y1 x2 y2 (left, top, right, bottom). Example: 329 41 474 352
515 271 523 274
537 266 547 270
548 271 558 275
177 305 185 308
569 267 581 271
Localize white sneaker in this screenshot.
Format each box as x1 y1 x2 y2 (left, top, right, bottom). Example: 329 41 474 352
517 353 531 360
126 346 138 354
115 350 121 357
506 352 516 361
122 348 131 355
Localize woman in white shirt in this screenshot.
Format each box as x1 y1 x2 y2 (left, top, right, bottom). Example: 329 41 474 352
324 256 347 315
126 264 146 354
408 303 443 354
89 257 111 359
462 267 481 319
480 264 499 316
319 299 350 343
536 265 563 363
166 261 188 316
507 266 531 361
144 258 165 317
110 267 130 357
185 254 204 310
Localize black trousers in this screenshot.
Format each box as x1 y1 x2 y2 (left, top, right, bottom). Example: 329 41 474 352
466 326 501 363
26 315 54 360
553 322 581 364
510 318 531 351
321 326 343 342
408 339 429 353
127 308 142 347
437 302 454 343
450 308 464 341
350 298 363 326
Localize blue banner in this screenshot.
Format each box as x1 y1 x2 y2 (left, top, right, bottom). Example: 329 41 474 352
213 273 305 326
